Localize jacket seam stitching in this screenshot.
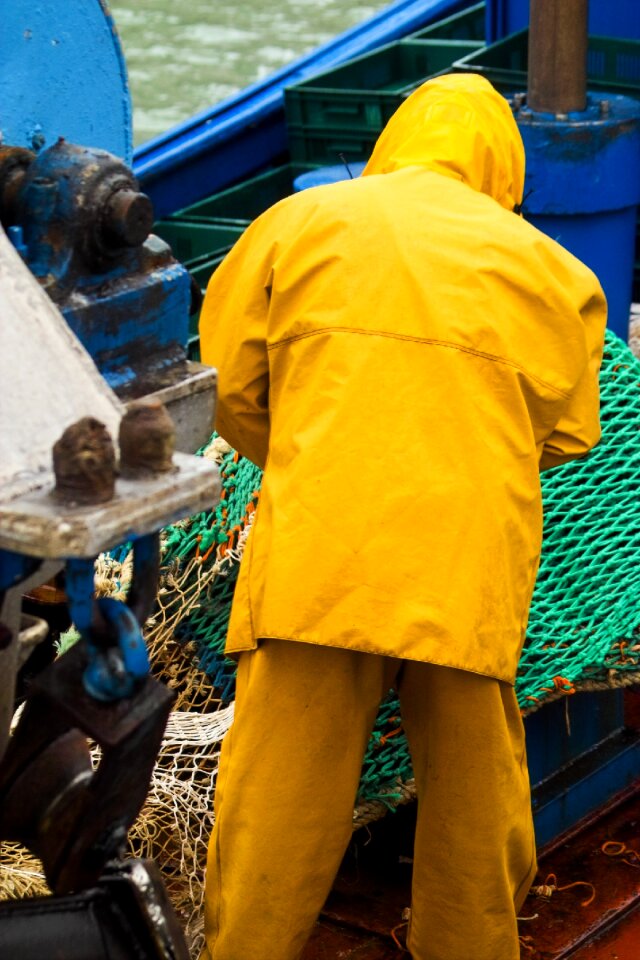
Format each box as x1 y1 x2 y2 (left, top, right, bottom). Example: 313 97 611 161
267 327 571 399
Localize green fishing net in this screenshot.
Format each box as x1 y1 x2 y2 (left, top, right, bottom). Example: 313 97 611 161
155 330 640 806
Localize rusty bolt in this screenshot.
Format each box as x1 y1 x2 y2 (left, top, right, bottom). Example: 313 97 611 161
103 189 154 248
52 417 117 506
119 398 176 478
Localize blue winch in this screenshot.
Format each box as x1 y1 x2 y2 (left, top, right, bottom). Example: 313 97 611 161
0 4 220 953
0 0 215 452
1 140 192 394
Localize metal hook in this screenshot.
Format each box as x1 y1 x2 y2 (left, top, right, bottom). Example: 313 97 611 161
65 533 160 702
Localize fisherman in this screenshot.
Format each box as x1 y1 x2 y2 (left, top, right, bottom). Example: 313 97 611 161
198 73 606 960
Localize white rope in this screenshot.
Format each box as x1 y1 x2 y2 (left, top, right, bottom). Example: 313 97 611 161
163 705 234 746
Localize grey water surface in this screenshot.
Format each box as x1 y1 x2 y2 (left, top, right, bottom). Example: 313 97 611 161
110 0 389 146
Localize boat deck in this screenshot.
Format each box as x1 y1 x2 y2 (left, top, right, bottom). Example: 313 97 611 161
302 776 640 959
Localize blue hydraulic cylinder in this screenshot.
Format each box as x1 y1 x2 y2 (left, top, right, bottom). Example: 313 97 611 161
516 93 640 341
0 550 40 593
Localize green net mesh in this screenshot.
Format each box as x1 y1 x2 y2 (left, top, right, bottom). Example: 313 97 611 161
5 331 637 950
518 334 640 707
149 330 640 807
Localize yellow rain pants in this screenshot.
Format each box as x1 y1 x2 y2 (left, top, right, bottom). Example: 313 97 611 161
202 639 536 960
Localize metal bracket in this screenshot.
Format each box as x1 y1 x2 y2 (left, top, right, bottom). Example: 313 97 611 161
0 640 174 894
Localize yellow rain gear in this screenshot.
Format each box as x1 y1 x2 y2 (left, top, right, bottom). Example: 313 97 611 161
202 642 537 960
200 73 606 684
199 73 606 960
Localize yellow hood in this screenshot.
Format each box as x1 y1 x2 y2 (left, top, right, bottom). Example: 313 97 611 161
363 73 525 211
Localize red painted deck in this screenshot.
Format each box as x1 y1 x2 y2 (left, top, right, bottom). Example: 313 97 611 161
302 779 640 959
571 911 640 960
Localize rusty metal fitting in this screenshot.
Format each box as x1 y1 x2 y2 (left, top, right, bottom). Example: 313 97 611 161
102 188 154 248
0 146 35 227
52 417 117 506
0 729 93 887
119 398 176 478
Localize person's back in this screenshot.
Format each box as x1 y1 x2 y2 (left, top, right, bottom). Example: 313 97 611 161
201 73 604 681
199 73 607 960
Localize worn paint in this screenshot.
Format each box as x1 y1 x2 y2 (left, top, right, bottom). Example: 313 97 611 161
4 140 192 395
517 94 640 215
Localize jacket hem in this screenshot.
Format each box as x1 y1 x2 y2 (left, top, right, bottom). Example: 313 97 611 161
224 631 517 686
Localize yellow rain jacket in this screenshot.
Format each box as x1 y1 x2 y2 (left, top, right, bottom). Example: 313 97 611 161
199 73 606 684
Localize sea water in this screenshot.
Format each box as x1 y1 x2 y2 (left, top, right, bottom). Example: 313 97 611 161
110 0 389 145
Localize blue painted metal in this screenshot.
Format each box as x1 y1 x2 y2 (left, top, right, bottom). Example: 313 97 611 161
133 0 467 218
486 0 640 44
126 534 161 627
0 550 39 593
517 93 640 341
62 256 191 394
83 597 150 702
6 226 27 259
66 554 150 702
65 558 96 638
0 0 132 163
524 690 640 845
532 728 640 846
10 140 191 395
526 690 625 787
